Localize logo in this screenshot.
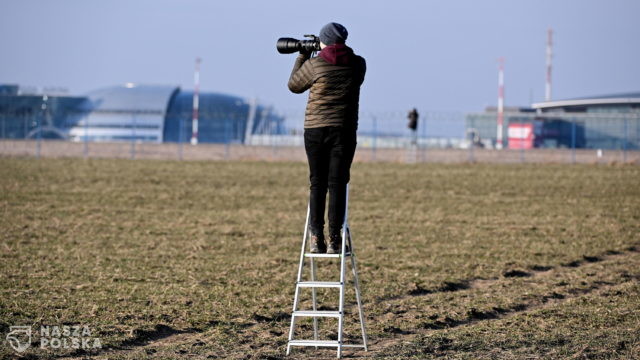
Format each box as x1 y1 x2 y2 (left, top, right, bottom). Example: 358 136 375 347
40 325 101 350
5 325 102 353
6 326 32 353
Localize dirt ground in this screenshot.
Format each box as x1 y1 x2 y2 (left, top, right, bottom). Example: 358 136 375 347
1 158 639 359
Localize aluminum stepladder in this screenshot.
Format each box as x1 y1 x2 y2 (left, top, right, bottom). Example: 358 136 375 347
287 184 368 358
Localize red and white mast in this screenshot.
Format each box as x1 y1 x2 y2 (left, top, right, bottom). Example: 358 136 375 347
545 28 553 101
496 57 505 149
191 57 201 145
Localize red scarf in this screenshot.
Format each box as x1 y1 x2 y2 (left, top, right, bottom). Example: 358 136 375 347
319 43 353 65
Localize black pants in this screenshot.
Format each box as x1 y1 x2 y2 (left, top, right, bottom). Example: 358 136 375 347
304 126 357 237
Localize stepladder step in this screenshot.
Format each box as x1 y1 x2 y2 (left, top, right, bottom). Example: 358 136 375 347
297 281 342 288
289 340 366 348
289 340 339 347
304 252 351 258
293 310 341 318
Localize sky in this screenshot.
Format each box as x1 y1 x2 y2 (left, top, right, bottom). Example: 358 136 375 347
1 0 639 116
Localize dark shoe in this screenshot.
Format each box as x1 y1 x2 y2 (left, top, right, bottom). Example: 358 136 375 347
327 234 342 254
309 234 326 253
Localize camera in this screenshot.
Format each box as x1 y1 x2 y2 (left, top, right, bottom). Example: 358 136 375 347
276 35 320 54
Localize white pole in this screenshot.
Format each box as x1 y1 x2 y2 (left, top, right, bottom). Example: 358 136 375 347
496 58 505 150
191 57 201 145
545 28 553 102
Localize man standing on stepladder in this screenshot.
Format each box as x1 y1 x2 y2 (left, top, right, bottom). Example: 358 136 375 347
287 22 366 254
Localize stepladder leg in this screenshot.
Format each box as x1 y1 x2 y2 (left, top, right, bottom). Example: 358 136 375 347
351 258 368 350
337 286 344 359
347 228 368 350
287 205 311 356
287 284 299 355
311 257 319 348
337 201 348 359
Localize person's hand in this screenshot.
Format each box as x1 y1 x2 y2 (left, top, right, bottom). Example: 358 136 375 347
299 49 312 58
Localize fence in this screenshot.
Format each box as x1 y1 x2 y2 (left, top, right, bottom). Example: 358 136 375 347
0 109 639 164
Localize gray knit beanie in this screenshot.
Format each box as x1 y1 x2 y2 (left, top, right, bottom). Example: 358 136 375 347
319 22 348 45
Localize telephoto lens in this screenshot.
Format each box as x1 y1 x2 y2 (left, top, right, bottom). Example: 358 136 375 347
276 38 301 54
276 36 320 54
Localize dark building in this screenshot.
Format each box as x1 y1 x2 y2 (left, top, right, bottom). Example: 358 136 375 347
465 93 640 149
0 86 85 139
0 83 284 143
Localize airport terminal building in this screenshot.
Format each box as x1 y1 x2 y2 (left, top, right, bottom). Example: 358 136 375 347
0 83 284 143
465 93 640 150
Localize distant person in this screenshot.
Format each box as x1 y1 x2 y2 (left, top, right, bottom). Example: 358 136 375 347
407 108 419 144
287 22 366 254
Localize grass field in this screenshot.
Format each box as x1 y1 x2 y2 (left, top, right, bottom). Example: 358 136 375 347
1 157 639 359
